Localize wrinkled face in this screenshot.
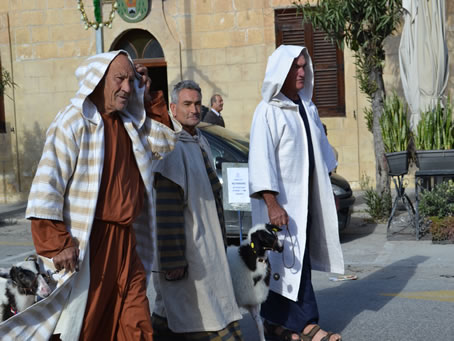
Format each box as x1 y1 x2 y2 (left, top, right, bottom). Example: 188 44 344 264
101 54 136 113
213 95 224 112
281 54 306 99
170 88 202 134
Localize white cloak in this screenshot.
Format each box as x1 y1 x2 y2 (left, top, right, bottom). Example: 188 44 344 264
248 45 344 302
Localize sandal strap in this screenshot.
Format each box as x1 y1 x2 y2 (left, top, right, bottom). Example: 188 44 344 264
301 326 342 341
321 332 334 341
264 320 300 341
301 324 321 339
321 332 341 341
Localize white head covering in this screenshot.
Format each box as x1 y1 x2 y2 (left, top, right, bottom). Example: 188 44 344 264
261 45 314 103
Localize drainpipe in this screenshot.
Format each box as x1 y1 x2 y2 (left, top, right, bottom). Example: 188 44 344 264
96 27 104 54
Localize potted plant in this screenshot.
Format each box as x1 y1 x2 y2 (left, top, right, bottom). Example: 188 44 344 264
418 180 454 243
414 98 454 171
379 93 411 176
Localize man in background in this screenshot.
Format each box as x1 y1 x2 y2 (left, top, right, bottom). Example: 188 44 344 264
203 94 225 127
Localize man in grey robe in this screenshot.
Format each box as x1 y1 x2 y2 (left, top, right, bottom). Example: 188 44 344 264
151 80 243 341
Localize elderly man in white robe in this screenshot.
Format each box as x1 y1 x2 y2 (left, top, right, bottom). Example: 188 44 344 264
248 45 344 341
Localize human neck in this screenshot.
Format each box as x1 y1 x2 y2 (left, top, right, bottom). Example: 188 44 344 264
281 89 299 101
89 95 110 115
183 126 197 136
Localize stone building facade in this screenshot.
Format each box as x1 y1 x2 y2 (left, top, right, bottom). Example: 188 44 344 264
0 0 453 202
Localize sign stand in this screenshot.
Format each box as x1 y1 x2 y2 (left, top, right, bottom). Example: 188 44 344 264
221 163 251 241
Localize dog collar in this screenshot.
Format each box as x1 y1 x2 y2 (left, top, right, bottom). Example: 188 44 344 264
10 305 17 315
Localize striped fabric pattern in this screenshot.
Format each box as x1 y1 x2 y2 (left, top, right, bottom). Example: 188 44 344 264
0 50 181 340
200 147 227 245
154 146 227 274
155 174 187 272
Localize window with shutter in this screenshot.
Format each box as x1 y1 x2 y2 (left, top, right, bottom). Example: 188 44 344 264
275 8 345 117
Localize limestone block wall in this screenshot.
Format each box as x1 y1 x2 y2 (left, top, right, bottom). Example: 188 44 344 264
0 0 374 200
159 0 373 189
0 0 96 202
3 0 451 201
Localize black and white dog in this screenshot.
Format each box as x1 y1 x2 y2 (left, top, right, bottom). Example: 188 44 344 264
0 255 52 322
227 223 283 341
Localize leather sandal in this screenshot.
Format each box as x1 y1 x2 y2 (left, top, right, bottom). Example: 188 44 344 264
264 320 301 341
301 324 341 341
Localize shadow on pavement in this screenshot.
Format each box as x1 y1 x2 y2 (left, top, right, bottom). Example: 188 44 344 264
339 216 379 243
315 255 429 334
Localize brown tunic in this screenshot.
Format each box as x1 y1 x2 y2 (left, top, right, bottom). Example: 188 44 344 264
32 92 171 341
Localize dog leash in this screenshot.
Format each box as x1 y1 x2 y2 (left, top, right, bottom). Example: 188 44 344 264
281 224 296 269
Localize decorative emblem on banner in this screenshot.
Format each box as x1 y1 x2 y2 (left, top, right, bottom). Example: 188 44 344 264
77 0 117 30
117 0 149 23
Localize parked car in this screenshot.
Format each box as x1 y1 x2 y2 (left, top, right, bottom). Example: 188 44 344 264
198 122 355 242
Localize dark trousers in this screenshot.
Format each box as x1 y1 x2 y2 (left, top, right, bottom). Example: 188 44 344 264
260 238 319 333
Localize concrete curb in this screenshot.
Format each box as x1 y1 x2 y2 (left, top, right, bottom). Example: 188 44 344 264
0 202 27 220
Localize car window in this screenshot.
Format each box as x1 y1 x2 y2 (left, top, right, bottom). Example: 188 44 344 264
208 139 241 165
200 124 249 156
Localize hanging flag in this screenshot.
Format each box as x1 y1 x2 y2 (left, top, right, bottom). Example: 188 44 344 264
117 0 149 23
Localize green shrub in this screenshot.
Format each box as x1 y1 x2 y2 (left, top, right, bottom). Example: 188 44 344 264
0 67 16 97
360 174 392 222
379 92 411 153
414 97 454 150
429 216 454 242
418 180 454 218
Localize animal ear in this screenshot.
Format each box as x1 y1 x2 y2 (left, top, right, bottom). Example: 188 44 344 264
251 233 262 252
265 223 282 233
10 266 18 279
25 254 37 262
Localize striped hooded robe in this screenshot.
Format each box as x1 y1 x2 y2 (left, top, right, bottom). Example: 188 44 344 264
0 50 181 340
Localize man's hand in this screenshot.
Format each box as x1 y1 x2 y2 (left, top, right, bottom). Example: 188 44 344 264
262 191 289 226
53 246 79 273
134 63 152 106
165 267 186 281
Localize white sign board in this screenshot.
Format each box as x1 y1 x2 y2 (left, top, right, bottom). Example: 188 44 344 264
227 167 249 204
222 163 251 211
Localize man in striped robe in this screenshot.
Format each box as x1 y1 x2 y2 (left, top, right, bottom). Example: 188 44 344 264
151 80 243 341
0 51 181 340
